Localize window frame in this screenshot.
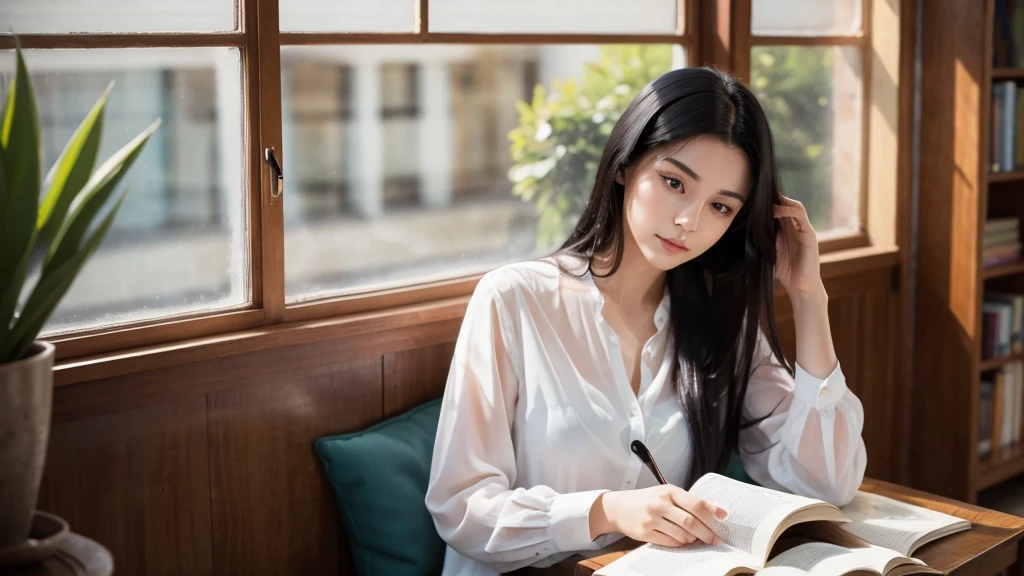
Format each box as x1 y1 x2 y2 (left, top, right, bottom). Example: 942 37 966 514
1 0 895 363
732 0 875 253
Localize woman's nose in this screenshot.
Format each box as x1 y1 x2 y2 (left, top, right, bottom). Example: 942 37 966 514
675 204 702 233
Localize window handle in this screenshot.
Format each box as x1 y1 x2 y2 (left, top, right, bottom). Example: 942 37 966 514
265 147 284 199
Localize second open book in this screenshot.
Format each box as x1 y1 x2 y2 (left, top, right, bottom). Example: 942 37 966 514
595 473 971 576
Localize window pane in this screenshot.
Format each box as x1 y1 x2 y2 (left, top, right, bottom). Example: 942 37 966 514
2 0 236 33
280 0 414 33
751 0 861 36
429 1 679 34
750 46 862 233
0 48 249 334
282 45 684 302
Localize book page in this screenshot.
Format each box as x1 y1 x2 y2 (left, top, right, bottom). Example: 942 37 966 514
594 542 759 576
755 568 809 576
765 541 911 575
839 492 970 556
689 473 821 560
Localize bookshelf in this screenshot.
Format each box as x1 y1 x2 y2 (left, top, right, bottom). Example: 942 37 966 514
994 67 1024 80
988 170 1024 183
911 0 1024 504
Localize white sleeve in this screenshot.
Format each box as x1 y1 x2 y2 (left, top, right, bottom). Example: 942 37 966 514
425 273 609 572
738 332 867 507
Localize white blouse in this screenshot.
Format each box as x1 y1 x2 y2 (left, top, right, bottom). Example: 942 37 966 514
425 256 867 575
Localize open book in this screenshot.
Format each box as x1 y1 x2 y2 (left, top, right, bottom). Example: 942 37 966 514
837 490 971 557
595 474 970 576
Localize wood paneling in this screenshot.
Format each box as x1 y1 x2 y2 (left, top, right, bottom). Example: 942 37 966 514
776 269 901 483
383 342 456 418
51 318 461 422
38 397 212 576
207 357 382 576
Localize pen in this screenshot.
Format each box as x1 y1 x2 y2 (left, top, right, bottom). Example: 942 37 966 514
630 439 668 485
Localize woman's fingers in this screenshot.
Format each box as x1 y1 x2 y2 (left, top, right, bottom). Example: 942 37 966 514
667 489 727 544
773 205 809 223
662 506 722 545
651 518 696 547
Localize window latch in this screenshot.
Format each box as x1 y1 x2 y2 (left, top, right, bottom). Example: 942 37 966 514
264 147 284 199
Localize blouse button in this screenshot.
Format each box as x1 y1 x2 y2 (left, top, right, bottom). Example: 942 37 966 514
818 385 829 398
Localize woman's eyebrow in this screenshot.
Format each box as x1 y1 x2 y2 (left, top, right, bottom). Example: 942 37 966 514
659 157 701 181
659 156 746 202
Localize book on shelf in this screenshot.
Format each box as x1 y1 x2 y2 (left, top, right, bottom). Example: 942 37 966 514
990 80 1021 173
594 474 970 576
982 291 1024 358
982 218 1021 267
980 288 1024 457
981 379 994 458
980 361 1024 460
994 0 1024 68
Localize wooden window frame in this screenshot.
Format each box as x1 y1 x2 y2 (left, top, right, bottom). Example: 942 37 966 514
2 0 900 365
731 0 901 255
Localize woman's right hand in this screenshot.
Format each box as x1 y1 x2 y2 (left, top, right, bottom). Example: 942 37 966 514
589 485 729 547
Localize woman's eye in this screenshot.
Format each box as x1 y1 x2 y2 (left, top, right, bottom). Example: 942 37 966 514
712 203 731 214
663 176 683 191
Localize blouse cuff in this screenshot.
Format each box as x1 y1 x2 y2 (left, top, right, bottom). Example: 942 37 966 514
793 362 847 410
549 489 610 552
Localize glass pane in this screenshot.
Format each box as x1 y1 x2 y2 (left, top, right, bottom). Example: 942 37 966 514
752 0 861 36
282 45 684 302
750 46 862 233
0 48 249 334
2 0 236 33
281 0 414 33
429 0 679 34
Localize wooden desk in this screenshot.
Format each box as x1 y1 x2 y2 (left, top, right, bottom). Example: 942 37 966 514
569 478 1024 576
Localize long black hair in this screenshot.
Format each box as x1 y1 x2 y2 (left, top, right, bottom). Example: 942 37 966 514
556 66 792 488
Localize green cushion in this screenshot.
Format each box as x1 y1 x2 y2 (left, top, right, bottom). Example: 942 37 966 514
315 397 446 576
724 451 758 485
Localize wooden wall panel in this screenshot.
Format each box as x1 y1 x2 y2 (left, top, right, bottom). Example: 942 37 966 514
207 357 382 576
773 272 900 483
37 396 212 576
383 342 456 418
50 318 462 423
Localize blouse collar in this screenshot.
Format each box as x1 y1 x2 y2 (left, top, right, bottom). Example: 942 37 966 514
573 259 671 333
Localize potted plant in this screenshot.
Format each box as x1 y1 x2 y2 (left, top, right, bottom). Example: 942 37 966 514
0 44 160 554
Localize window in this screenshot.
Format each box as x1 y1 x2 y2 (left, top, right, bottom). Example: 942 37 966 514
1 47 248 335
282 44 684 302
0 0 890 358
742 0 867 238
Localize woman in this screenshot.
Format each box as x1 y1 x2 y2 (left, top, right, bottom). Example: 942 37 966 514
425 66 867 575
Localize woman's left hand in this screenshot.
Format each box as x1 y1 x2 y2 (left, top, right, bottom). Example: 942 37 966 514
773 196 824 296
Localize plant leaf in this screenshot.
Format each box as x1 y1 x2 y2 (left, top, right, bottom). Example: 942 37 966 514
0 151 28 350
45 118 160 275
3 192 127 363
37 82 111 244
0 45 41 344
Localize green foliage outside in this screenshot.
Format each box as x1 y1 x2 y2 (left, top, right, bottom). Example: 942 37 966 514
507 45 837 248
750 46 837 230
507 45 673 249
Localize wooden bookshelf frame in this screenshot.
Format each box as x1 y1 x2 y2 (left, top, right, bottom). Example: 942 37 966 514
911 0 1024 503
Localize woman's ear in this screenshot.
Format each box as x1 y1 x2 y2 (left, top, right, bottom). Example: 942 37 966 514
615 171 625 185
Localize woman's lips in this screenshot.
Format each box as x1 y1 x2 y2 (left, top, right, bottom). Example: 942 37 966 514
658 235 688 254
